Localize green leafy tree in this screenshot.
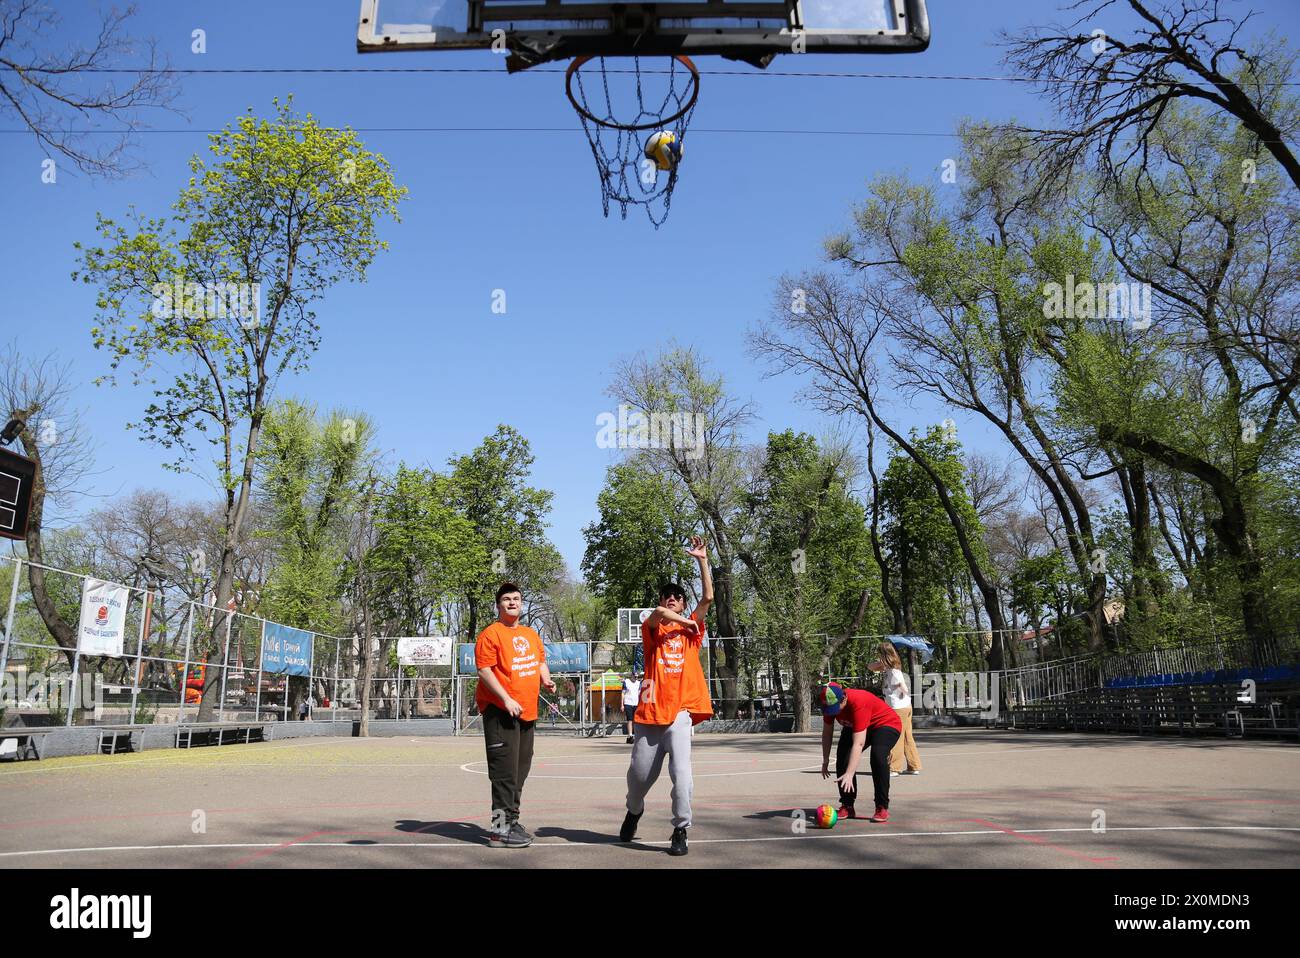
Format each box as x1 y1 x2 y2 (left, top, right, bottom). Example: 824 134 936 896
365 465 483 638
581 458 698 612
447 425 564 639
739 430 875 730
879 429 975 639
255 400 377 635
75 99 405 718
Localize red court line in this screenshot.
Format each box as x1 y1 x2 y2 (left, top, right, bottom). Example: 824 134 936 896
0 797 617 833
950 818 1119 865
226 814 485 868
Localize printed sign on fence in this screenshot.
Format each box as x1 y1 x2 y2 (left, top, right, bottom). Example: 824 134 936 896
77 579 130 657
397 637 452 666
262 622 313 676
457 641 589 674
544 643 589 673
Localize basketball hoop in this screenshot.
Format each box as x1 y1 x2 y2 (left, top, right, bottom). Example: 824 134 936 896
565 55 700 228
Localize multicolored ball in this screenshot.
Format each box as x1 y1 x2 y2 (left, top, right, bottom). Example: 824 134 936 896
815 804 839 829
644 130 683 172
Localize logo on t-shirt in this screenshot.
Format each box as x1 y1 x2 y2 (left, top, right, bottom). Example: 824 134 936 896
512 635 530 657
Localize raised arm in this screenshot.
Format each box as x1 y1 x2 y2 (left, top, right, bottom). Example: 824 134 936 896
686 535 713 621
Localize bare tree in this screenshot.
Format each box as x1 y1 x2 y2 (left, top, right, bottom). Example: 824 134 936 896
1002 0 1300 193
0 346 94 668
0 0 178 177
608 344 755 715
752 274 1013 669
965 453 1020 526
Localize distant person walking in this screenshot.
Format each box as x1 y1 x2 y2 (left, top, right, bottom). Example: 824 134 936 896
872 642 921 775
622 671 641 744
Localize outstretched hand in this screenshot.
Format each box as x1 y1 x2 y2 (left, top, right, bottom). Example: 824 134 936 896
685 535 708 561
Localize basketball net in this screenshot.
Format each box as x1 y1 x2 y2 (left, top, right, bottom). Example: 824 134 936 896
566 55 700 228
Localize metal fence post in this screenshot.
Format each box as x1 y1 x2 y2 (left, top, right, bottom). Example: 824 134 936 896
177 603 194 723
332 638 341 722
0 556 22 690
308 632 316 722
253 619 264 723
218 612 233 724
128 588 149 726
66 647 80 728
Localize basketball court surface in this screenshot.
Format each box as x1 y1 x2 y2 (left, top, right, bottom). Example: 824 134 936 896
3 728 1297 868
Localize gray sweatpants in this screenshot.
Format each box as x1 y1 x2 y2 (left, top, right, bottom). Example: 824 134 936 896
625 710 694 828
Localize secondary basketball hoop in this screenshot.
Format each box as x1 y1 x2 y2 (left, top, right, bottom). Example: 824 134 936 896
566 54 699 227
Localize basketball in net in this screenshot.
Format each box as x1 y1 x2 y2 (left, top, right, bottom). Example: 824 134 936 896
566 55 699 228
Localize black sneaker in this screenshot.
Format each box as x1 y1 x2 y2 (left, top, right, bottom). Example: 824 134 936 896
619 810 642 842
668 826 688 856
626 736 634 744
489 822 532 848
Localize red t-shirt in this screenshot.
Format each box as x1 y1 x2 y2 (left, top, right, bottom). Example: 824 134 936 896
824 687 903 733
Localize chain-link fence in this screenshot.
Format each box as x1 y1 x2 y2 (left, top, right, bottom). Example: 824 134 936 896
0 556 362 729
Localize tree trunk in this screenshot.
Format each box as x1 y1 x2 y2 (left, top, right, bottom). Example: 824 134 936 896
17 432 78 670
790 631 812 733
863 405 1009 669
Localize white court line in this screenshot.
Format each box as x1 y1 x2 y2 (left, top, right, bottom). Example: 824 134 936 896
2 825 1298 859
459 761 822 779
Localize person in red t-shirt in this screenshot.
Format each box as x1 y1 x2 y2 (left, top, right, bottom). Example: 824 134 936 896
619 535 714 857
818 681 903 823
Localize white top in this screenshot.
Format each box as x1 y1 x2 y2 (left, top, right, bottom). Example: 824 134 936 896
882 668 911 709
622 678 641 707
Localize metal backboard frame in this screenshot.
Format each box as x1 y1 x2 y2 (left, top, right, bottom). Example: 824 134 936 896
616 607 655 644
358 0 929 69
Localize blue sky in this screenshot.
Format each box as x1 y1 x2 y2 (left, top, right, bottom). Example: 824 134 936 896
3 1 1297 574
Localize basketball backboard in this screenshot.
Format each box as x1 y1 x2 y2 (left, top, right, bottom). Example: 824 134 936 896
0 447 35 542
617 608 655 644
358 0 929 69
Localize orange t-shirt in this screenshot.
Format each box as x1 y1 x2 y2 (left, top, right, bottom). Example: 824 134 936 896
635 612 713 726
474 621 546 722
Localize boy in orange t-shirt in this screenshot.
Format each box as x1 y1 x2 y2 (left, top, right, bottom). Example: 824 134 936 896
475 582 555 848
620 536 714 857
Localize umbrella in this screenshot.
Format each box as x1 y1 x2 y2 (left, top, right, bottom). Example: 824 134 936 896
884 634 934 664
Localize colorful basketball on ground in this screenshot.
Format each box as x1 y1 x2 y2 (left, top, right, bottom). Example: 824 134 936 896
815 804 838 829
644 130 683 171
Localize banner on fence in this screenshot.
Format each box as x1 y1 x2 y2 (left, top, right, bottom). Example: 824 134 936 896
397 637 453 666
262 622 312 676
544 643 589 673
77 579 130 657
457 641 589 674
